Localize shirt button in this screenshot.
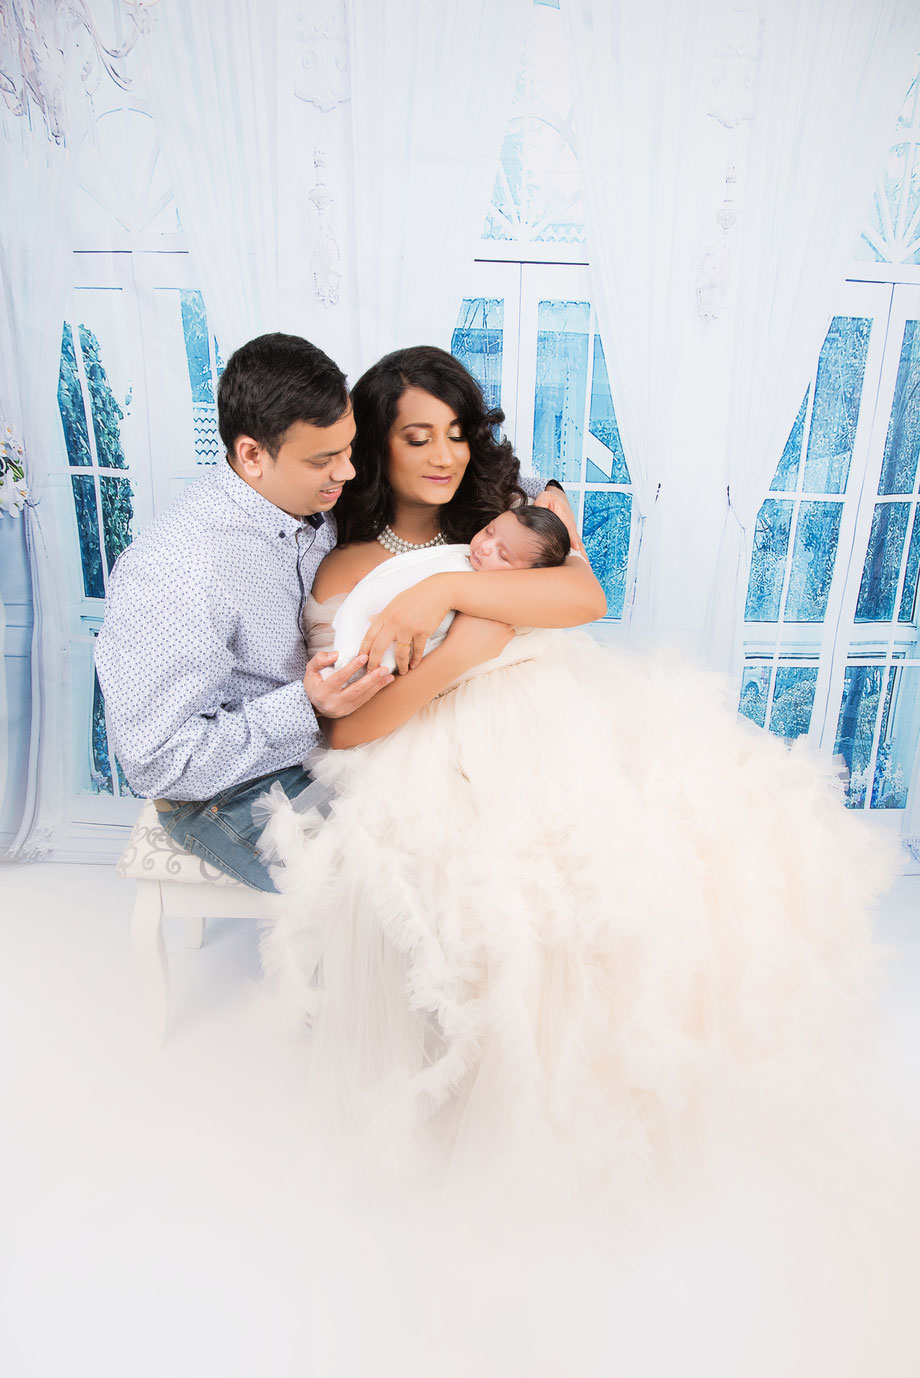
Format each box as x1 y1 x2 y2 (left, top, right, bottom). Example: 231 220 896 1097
278 531 286 538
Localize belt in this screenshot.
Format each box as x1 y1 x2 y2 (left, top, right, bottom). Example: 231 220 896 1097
153 798 176 813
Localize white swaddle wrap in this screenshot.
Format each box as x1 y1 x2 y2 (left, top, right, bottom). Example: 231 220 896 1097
321 543 475 677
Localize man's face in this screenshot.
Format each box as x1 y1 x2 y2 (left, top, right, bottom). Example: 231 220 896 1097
231 405 356 517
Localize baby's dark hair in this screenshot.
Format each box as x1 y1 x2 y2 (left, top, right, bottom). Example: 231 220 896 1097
511 505 571 567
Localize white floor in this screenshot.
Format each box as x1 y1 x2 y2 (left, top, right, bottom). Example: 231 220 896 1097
1 862 918 1378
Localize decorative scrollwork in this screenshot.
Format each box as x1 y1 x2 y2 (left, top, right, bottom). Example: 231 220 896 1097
0 0 156 145
308 148 342 307
117 802 239 886
708 1 764 131
294 0 349 112
697 165 740 321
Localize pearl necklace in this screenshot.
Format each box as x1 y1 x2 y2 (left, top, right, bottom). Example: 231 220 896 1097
376 525 447 556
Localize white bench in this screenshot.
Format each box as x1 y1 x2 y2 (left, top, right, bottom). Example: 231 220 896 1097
117 800 282 1039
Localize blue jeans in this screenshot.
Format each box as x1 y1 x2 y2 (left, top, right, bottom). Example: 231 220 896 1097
154 764 313 893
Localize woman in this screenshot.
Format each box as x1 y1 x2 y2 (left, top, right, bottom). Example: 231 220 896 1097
258 346 895 1202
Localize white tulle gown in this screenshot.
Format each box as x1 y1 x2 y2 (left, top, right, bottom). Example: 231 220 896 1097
256 547 894 1176
256 548 920 1376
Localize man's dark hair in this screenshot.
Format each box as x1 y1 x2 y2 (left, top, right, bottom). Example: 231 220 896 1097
217 332 349 460
509 504 571 568
335 345 526 546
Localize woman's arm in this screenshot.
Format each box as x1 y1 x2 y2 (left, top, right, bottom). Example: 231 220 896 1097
361 558 606 673
324 614 513 749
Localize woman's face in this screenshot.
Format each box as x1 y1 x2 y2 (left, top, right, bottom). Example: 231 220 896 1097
386 387 471 511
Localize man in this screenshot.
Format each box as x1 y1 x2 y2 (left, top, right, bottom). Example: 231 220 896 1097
95 333 393 892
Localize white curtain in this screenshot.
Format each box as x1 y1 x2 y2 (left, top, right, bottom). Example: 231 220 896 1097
348 0 530 372
0 141 75 857
563 0 725 646
703 0 920 674
905 739 920 863
140 0 285 356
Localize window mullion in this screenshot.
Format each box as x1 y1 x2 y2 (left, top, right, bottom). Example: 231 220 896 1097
817 285 897 750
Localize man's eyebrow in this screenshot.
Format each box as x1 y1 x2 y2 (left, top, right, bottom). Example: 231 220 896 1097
309 431 356 459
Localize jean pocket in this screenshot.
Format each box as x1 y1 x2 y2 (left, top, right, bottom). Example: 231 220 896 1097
180 834 254 887
157 799 199 832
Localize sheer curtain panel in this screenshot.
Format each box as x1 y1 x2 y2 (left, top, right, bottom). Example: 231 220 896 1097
562 0 724 647
140 0 284 355
348 0 530 371
703 0 920 675
0 145 75 856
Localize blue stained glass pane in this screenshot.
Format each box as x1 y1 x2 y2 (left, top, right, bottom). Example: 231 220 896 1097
180 289 216 405
834 665 884 807
562 485 582 526
114 756 138 798
532 301 589 483
192 404 222 466
77 325 127 470
100 475 134 574
784 500 842 622
180 291 222 464
71 475 104 599
878 320 920 496
770 392 808 493
856 502 911 621
739 666 770 727
898 507 920 622
586 336 629 484
582 490 631 619
803 317 872 495
451 298 503 412
91 668 113 795
768 666 818 740
57 324 92 467
484 117 585 247
745 499 793 621
871 666 919 809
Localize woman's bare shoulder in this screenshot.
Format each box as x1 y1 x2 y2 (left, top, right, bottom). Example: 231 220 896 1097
312 541 390 600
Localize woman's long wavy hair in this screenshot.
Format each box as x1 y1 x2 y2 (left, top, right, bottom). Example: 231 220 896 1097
334 346 526 546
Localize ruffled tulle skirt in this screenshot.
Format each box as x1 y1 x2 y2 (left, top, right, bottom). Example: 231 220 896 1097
257 630 895 1186
256 631 920 1374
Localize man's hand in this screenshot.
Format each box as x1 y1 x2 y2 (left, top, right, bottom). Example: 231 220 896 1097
533 485 586 555
303 652 393 718
359 573 453 675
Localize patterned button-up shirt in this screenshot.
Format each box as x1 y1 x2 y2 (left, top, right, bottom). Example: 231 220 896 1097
95 463 336 801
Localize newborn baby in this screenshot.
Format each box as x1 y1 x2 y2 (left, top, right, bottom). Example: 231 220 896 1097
468 506 571 571
324 506 571 676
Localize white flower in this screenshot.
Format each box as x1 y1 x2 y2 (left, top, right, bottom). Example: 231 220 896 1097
0 474 27 517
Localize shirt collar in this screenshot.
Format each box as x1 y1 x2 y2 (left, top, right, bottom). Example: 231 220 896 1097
215 462 325 537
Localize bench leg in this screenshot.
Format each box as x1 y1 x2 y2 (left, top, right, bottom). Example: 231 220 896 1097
130 880 169 1040
183 914 205 949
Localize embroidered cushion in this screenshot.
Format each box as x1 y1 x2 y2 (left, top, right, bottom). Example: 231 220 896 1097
116 800 242 887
